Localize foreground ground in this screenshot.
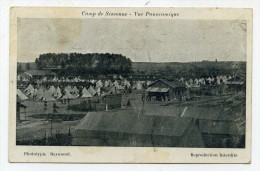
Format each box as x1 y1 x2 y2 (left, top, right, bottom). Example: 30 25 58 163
16 92 244 145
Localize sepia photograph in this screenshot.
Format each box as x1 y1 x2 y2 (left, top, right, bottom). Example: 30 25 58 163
9 7 252 163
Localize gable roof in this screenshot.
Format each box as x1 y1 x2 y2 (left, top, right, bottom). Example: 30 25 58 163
149 78 186 89
181 106 222 120
76 111 193 137
198 120 245 135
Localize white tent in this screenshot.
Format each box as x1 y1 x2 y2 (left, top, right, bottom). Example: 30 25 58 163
52 77 58 82
74 77 79 82
96 80 103 88
66 78 71 82
107 86 116 94
90 79 95 84
48 85 56 95
17 75 21 81
104 80 109 87
24 84 34 93
17 89 28 101
88 86 97 96
35 89 44 99
146 80 152 86
113 80 119 87
26 88 37 98
122 79 131 87
54 87 62 99
96 87 101 96
116 84 125 90
65 85 72 92
37 90 56 101
81 87 93 98
133 82 143 90
71 86 79 94
61 89 76 99
119 75 124 80
113 75 118 79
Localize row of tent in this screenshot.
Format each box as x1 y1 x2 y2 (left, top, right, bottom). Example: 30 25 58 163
179 75 236 87
18 79 145 102
21 84 99 101
19 79 146 90
18 74 127 83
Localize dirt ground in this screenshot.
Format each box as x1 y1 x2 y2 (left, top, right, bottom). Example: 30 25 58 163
16 92 241 142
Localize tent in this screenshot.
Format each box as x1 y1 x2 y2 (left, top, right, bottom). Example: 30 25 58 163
24 84 34 93
81 87 93 98
48 85 56 95
17 89 28 101
35 88 44 98
65 85 72 92
123 79 131 87
73 112 204 147
54 87 62 99
61 89 76 99
52 77 58 82
115 84 125 90
71 86 79 94
119 75 124 80
106 86 116 95
113 75 118 79
96 87 101 96
26 88 37 98
66 78 71 82
104 80 109 87
146 80 152 86
113 80 119 87
96 80 103 88
17 75 21 81
37 90 56 101
74 77 79 82
88 86 97 96
133 82 143 90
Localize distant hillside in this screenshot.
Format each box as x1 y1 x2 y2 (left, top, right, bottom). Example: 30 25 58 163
17 59 246 79
132 61 246 78
17 62 37 71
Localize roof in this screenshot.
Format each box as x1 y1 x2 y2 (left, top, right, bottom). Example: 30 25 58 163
146 87 170 93
181 106 222 120
24 70 56 77
75 111 193 137
198 120 245 135
149 78 186 89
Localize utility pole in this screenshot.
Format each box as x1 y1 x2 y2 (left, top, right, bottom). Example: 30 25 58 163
141 93 145 115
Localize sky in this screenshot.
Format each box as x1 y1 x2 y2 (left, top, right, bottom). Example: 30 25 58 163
17 18 247 62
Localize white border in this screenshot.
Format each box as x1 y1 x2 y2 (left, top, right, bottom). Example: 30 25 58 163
1 0 260 171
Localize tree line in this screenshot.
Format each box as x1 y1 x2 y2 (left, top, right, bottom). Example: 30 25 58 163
35 53 132 76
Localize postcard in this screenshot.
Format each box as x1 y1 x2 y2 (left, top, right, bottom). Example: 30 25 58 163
9 7 252 163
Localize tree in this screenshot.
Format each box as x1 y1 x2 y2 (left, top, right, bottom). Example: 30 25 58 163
26 63 31 70
17 63 23 74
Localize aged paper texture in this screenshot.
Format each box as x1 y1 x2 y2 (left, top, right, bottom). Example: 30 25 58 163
9 7 252 163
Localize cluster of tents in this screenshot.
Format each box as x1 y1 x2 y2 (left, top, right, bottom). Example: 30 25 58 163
17 79 148 102
179 75 235 88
